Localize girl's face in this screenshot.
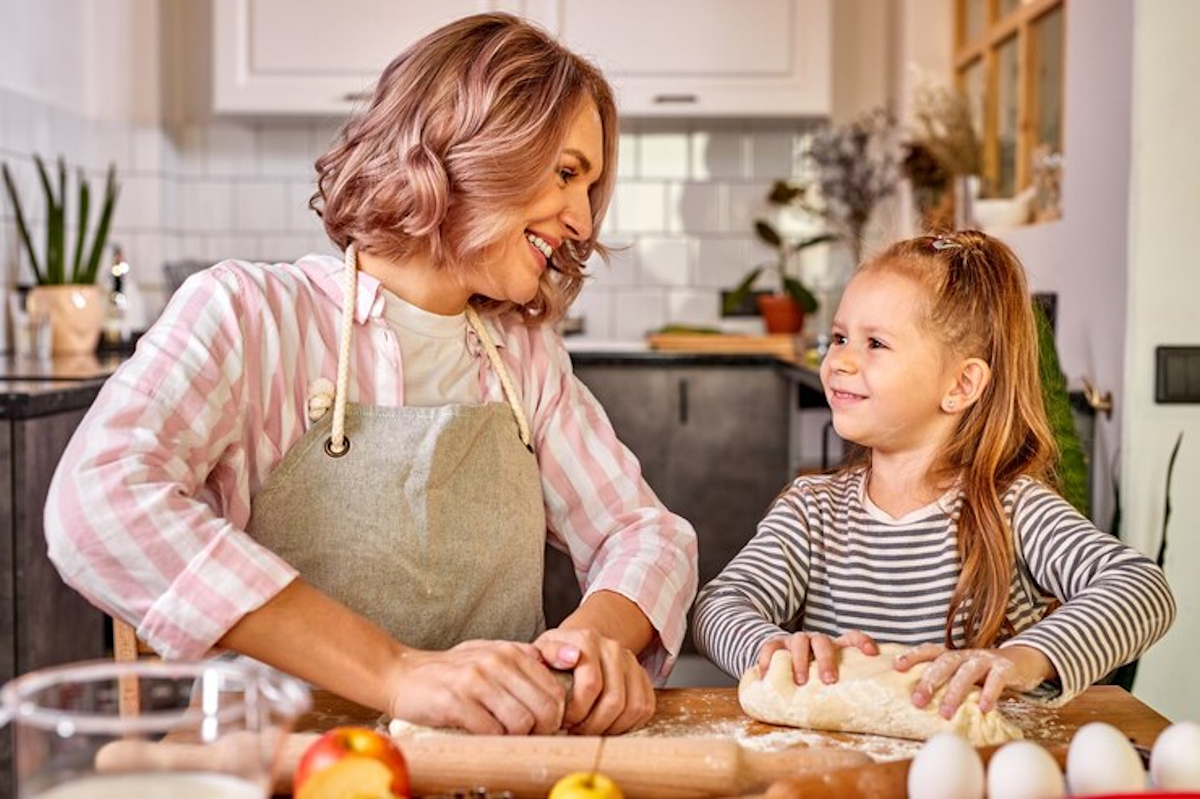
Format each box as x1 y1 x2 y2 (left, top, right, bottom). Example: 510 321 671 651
470 98 604 305
819 268 962 455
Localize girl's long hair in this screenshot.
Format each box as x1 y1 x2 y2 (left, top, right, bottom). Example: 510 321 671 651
312 13 618 324
864 231 1058 648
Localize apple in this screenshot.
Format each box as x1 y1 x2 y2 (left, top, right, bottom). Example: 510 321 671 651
294 726 409 799
548 770 624 799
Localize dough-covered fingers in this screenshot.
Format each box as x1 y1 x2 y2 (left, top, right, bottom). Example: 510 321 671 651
808 635 840 684
834 630 879 656
937 655 996 719
910 650 962 709
756 636 790 675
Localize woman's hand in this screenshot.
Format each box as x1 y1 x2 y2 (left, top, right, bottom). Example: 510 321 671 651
756 631 879 685
534 627 654 735
385 640 568 735
895 643 1055 717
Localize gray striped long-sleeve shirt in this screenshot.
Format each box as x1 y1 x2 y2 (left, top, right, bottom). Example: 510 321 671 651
692 469 1175 702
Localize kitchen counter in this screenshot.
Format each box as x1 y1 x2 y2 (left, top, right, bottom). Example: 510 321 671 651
286 685 1170 798
0 354 122 419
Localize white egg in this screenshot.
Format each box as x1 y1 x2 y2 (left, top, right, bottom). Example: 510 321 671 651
1066 721 1146 795
1151 720 1200 790
907 732 985 799
985 740 1065 799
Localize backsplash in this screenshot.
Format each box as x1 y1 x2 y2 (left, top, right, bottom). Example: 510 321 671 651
2 85 826 346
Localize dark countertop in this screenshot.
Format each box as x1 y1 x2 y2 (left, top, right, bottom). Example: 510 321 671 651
0 354 123 419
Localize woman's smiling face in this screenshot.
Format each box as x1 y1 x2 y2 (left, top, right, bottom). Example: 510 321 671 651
470 98 604 306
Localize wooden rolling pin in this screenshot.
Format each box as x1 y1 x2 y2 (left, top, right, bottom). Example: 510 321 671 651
97 733 871 798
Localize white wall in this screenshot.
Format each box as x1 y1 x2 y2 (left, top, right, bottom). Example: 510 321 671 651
1118 0 1200 724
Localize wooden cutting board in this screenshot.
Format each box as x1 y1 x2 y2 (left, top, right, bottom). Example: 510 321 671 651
646 332 800 359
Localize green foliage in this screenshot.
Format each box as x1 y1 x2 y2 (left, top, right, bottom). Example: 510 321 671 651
1034 303 1089 518
723 183 836 317
1 155 119 285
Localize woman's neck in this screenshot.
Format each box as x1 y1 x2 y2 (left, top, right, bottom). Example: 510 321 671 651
355 248 470 315
866 445 956 518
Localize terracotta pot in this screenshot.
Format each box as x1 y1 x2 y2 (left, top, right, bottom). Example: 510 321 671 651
27 284 104 355
756 293 804 334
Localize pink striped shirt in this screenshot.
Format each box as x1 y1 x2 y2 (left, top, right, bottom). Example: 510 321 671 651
44 255 698 680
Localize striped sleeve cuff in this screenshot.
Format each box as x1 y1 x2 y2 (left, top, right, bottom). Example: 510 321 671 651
140 527 298 659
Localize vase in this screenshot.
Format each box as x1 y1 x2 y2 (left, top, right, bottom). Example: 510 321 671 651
26 284 105 355
757 294 804 335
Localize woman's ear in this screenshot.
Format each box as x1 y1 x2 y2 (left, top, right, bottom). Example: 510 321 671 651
941 358 991 414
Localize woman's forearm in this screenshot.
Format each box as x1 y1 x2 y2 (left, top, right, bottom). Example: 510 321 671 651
558 589 654 654
216 578 408 714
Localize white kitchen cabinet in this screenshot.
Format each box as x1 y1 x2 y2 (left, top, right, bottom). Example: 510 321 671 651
212 0 831 117
211 0 506 115
522 0 831 117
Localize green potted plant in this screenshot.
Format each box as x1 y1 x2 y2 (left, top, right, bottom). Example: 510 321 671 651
2 155 119 355
723 180 836 335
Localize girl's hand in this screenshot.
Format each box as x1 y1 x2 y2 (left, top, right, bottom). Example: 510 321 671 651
533 627 654 736
895 643 1055 717
757 631 879 685
385 639 568 735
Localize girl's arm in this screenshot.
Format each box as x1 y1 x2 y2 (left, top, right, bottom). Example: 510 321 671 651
693 485 815 679
1003 479 1176 701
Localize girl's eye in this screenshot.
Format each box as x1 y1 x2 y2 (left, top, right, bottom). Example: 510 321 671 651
868 338 886 349
830 333 847 345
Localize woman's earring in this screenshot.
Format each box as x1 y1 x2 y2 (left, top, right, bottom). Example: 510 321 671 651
944 399 956 411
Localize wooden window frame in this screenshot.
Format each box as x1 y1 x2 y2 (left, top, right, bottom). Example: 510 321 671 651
954 0 1065 196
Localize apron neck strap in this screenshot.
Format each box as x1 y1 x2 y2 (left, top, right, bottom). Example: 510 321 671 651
465 306 533 451
329 243 359 455
328 245 533 454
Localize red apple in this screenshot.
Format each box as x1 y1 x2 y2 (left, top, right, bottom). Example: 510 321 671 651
548 770 624 799
294 726 409 799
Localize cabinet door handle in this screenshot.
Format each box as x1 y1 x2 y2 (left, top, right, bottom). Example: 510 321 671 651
341 91 373 102
678 378 689 425
653 93 698 104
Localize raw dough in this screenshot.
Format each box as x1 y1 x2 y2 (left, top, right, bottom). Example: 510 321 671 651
738 644 1023 746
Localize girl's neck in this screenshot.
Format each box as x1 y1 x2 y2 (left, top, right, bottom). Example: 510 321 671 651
356 248 471 316
866 446 956 518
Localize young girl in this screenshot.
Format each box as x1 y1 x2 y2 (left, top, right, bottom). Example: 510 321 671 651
693 231 1174 719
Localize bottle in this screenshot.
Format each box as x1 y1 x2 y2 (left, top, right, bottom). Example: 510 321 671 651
103 245 131 347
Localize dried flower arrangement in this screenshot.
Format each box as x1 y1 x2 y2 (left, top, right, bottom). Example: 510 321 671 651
804 107 900 265
904 83 986 230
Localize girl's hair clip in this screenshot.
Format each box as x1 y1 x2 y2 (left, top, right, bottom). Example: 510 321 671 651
932 236 961 251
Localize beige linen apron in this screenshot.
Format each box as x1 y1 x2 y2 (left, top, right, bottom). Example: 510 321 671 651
247 245 547 649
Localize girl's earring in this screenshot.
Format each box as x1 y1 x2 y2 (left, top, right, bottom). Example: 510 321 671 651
944 399 956 411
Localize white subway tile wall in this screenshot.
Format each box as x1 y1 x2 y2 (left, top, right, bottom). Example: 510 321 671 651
1 86 829 346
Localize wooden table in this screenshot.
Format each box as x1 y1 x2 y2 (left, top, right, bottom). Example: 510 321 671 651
292 685 1171 797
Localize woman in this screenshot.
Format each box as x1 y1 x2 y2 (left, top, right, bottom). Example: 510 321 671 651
44 13 697 736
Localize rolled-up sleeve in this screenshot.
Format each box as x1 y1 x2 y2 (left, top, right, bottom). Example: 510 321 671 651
44 267 298 659
521 331 698 683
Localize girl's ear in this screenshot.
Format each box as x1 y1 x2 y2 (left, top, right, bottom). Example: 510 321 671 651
941 357 991 414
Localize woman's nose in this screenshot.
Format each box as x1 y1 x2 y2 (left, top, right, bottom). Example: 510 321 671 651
561 190 593 241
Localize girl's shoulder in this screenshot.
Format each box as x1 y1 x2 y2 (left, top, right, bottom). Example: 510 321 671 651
779 468 865 505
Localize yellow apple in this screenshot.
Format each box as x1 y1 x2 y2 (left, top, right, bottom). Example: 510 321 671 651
548 770 624 799
294 726 409 799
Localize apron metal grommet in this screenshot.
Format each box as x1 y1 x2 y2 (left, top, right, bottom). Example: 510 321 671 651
324 436 351 458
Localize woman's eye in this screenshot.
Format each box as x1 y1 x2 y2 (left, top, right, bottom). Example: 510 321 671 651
557 167 577 184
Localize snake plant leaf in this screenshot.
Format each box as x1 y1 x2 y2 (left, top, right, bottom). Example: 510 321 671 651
783 276 819 314
82 163 119 285
1 163 44 283
1156 432 1183 568
722 266 764 316
35 155 67 284
72 169 91 283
